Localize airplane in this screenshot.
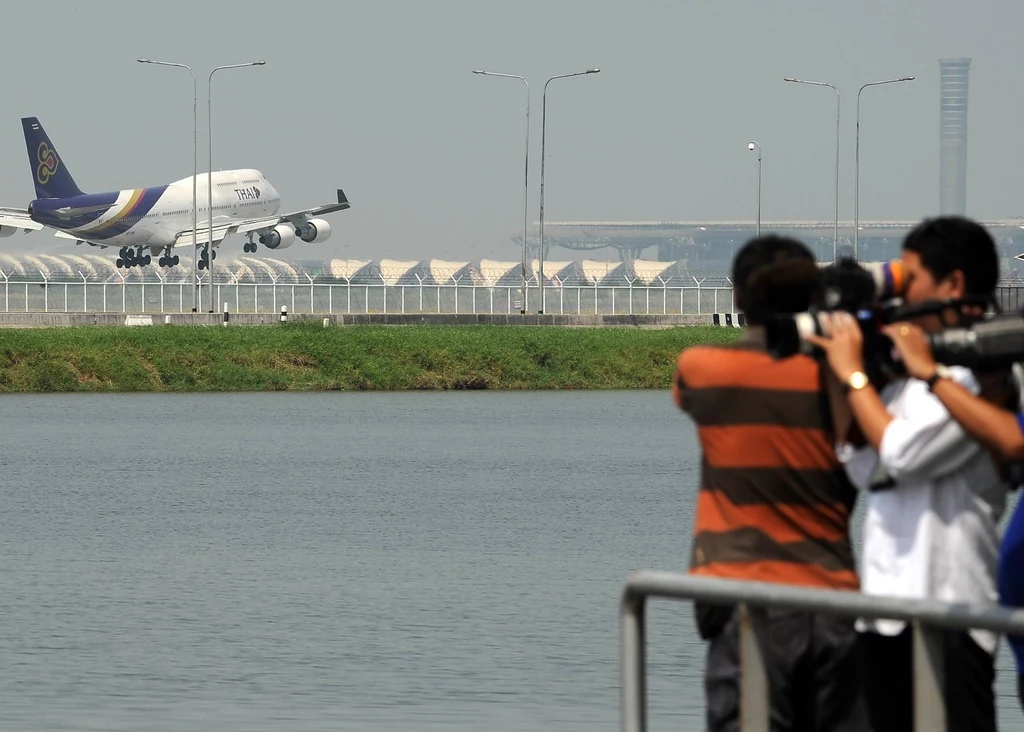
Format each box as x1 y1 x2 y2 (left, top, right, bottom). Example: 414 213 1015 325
0 117 350 270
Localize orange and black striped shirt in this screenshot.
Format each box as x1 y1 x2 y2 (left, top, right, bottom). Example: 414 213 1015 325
674 332 859 591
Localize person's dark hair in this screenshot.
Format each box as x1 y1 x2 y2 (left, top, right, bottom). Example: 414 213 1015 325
732 235 820 325
902 216 1000 296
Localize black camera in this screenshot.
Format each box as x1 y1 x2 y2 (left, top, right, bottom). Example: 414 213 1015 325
764 257 1024 373
763 257 907 363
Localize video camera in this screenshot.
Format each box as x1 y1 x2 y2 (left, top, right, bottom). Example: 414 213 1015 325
763 257 1023 374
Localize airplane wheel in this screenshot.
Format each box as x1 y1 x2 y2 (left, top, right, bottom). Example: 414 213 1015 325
198 260 206 270
212 250 217 260
172 255 180 266
144 255 152 266
116 258 124 268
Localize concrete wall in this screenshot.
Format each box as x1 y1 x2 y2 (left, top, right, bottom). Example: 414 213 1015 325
0 312 742 329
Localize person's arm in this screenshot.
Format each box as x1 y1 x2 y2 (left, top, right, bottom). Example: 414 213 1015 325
808 313 984 483
805 312 892 451
884 322 1024 462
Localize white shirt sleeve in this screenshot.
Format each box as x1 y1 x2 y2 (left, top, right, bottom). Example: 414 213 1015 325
877 367 983 483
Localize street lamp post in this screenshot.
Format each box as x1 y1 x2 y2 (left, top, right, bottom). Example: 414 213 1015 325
747 141 761 238
137 59 199 312
208 61 265 312
784 77 840 262
855 76 915 261
472 70 530 314
538 68 600 314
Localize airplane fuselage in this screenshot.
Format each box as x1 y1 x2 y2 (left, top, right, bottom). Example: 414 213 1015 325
27 169 281 251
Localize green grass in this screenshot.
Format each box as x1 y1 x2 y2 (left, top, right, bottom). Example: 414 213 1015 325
0 324 744 392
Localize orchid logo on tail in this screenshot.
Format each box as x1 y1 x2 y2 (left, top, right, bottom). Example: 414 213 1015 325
36 143 58 185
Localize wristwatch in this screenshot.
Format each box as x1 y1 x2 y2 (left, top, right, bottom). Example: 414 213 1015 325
844 371 870 393
925 364 953 391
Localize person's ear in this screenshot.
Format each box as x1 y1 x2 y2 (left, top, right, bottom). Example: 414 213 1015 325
945 269 966 299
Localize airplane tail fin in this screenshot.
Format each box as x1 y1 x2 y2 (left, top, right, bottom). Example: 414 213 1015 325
22 117 84 199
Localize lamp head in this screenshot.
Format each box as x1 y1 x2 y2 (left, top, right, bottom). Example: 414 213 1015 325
587 68 600 74
748 142 755 151
254 61 266 66
901 76 915 81
137 58 150 64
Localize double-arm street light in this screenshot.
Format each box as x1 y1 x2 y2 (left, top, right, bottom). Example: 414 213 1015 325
138 59 264 314
538 68 600 314
472 70 530 313
747 141 761 238
137 59 199 312
784 77 840 263
855 76 915 260
207 61 265 312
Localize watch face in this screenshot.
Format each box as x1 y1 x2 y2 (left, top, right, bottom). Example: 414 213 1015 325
849 372 869 390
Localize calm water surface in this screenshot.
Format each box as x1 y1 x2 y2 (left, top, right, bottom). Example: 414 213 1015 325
0 392 1019 731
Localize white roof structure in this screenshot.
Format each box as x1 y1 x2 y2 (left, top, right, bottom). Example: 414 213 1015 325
0 252 740 287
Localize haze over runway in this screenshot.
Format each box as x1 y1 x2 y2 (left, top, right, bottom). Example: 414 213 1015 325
2 0 1023 263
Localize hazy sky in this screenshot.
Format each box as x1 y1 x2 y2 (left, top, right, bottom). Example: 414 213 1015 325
1 0 1022 263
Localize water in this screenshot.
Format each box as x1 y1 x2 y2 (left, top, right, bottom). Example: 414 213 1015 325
0 391 1020 731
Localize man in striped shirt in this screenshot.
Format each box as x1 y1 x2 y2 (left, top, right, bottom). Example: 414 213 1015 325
673 236 868 732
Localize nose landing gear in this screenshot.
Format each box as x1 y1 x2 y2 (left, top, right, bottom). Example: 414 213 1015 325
197 244 218 270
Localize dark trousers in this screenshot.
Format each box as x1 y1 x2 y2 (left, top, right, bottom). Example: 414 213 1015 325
858 628 996 732
701 605 868 732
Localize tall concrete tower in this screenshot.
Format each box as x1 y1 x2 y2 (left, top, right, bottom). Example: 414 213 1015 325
938 57 971 215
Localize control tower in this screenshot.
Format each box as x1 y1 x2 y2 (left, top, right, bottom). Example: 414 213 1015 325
938 57 971 215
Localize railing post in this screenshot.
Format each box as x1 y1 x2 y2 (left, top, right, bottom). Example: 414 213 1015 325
119 272 128 312
306 273 315 313
379 273 388 314
78 272 89 312
738 603 770 732
621 590 647 732
452 275 462 314
912 620 946 732
155 271 165 313
41 271 49 312
0 270 7 313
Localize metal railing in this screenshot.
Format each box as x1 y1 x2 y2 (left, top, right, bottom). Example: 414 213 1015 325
0 274 736 315
4 271 1024 317
620 571 1024 732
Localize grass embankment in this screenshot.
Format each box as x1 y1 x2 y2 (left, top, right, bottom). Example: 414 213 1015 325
0 324 743 392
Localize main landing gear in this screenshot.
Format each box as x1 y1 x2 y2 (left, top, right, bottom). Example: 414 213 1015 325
115 246 152 269
197 244 218 271
242 234 258 254
158 246 180 268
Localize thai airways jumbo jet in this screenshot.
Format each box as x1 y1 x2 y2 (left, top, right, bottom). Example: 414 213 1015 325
0 117 350 270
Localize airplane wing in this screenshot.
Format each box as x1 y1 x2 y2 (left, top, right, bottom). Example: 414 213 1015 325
0 207 44 233
172 189 351 249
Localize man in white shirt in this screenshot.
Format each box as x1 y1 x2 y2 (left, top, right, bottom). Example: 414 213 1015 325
807 216 1008 732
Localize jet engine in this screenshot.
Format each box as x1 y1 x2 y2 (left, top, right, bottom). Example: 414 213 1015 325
259 224 296 250
0 225 16 239
296 218 332 244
